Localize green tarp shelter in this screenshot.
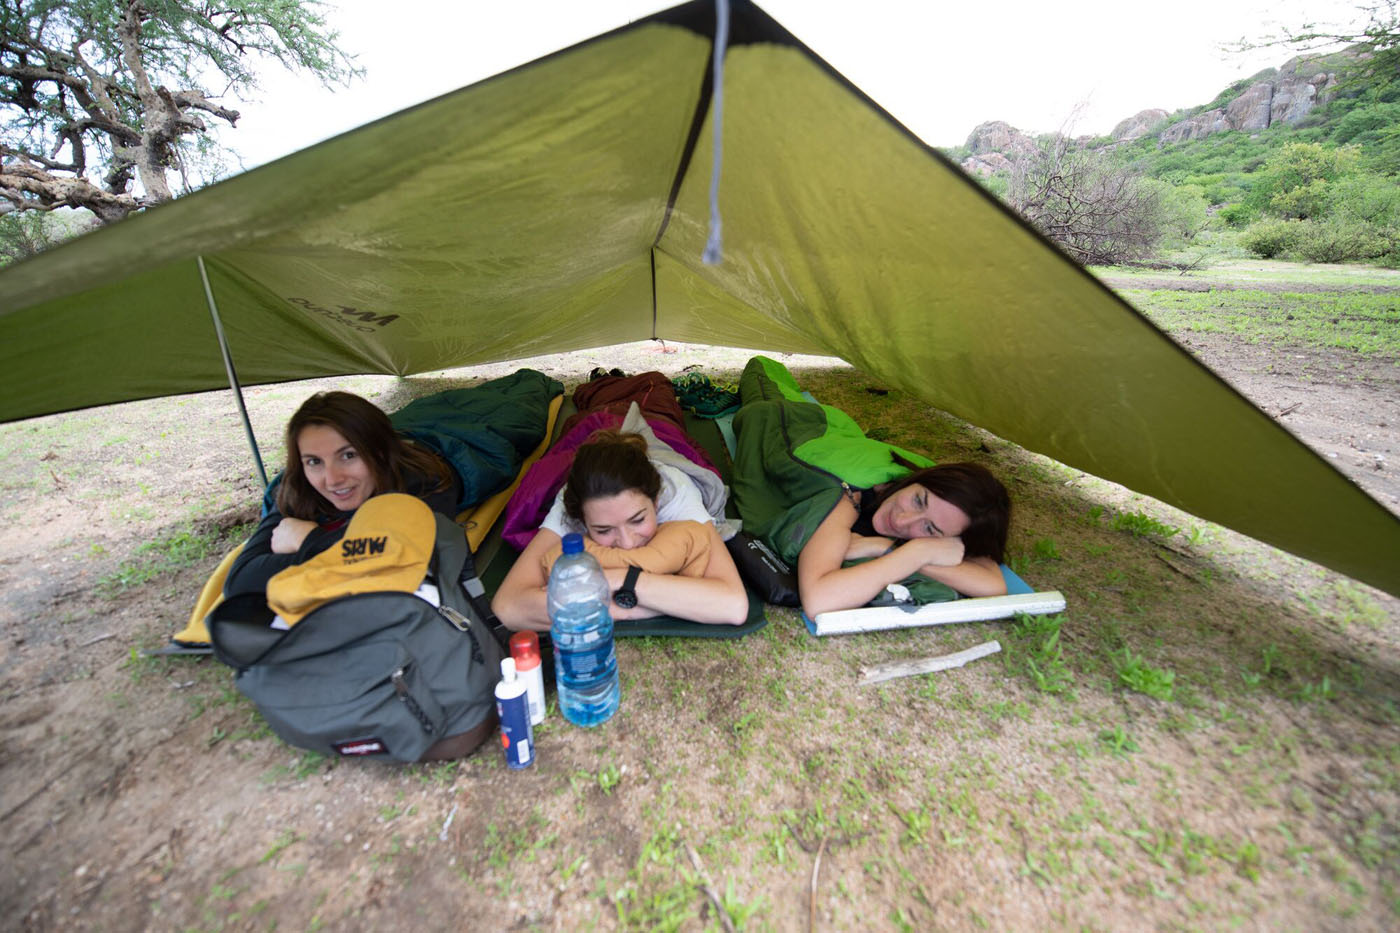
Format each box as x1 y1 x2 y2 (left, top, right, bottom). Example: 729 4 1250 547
1 0 1397 597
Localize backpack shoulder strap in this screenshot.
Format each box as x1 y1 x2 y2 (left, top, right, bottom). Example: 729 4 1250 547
431 515 500 630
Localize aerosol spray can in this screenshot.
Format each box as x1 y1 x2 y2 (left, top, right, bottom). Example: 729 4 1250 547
509 631 547 726
495 657 534 769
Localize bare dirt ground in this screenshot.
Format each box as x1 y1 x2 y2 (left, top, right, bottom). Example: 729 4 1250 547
2 283 1397 931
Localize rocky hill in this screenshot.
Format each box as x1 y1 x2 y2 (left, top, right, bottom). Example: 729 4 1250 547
959 49 1360 176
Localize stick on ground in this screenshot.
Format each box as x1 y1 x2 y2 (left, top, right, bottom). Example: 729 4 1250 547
858 640 1002 687
685 840 735 933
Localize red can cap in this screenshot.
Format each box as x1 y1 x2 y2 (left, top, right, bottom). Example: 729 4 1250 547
509 631 541 671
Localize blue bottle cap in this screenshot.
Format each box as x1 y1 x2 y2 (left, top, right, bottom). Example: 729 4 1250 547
561 532 584 554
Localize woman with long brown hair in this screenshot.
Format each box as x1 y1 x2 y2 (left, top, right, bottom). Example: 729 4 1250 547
224 391 459 597
491 428 749 629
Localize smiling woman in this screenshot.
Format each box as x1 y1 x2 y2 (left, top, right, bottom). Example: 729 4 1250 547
223 391 459 598
796 462 1012 616
492 411 749 630
729 356 1012 617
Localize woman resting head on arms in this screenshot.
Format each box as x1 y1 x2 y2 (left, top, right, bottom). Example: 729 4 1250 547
224 391 459 597
492 431 748 630
799 462 1011 617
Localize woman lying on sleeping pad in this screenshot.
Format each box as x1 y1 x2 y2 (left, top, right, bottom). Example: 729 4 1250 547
223 391 461 598
730 356 1011 617
492 371 750 630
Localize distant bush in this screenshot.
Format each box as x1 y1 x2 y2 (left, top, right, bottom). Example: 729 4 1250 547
1291 219 1394 263
1328 172 1400 226
1008 139 1171 264
1332 102 1400 144
1247 142 1361 220
1158 183 1212 244
1205 182 1247 205
1240 218 1303 257
1218 203 1255 227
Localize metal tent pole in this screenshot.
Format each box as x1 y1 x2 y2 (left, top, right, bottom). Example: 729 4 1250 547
197 255 269 489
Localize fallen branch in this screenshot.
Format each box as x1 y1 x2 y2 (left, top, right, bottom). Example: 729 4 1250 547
438 803 458 842
684 840 735 933
1278 402 1301 417
78 633 115 647
808 837 827 933
1154 552 1201 582
858 641 1002 687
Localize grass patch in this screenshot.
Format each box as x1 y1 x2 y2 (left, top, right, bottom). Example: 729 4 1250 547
1125 288 1400 356
1005 613 1074 695
99 524 221 592
1114 648 1177 700
1109 511 1179 539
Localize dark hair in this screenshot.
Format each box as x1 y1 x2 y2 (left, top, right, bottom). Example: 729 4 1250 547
276 391 454 520
876 462 1011 562
562 430 662 521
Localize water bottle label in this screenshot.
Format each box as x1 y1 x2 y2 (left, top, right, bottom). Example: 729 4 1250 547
557 644 613 681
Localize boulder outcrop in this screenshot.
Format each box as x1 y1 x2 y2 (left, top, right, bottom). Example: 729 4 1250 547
953 49 1356 170
964 121 1039 159
1111 109 1168 140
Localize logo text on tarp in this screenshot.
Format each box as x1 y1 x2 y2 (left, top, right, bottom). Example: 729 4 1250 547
289 297 400 333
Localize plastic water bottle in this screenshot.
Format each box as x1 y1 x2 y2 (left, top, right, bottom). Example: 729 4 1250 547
547 533 619 727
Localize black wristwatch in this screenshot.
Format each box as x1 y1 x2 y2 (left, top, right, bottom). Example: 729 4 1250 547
613 565 641 609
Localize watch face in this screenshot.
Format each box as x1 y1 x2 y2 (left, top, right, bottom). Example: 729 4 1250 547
614 565 641 609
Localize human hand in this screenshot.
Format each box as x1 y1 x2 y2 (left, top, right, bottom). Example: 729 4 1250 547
270 517 317 554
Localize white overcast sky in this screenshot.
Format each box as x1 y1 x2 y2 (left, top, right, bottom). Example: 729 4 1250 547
225 0 1362 171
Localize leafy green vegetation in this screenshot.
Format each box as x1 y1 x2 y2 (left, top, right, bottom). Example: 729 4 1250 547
1125 287 1400 355
99 524 223 592
1114 648 1177 700
950 49 1400 268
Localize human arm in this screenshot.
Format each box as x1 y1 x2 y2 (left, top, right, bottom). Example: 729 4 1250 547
796 498 1005 616
223 510 346 598
490 528 560 633
600 521 749 624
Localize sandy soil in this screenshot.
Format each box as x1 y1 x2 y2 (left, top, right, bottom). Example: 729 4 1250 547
1 300 1397 930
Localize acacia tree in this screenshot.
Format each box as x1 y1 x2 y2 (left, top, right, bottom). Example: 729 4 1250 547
1008 135 1168 265
0 0 357 226
1239 1 1399 91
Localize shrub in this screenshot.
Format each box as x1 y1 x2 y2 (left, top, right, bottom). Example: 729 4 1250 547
1240 218 1303 258
1008 139 1171 264
1150 182 1212 245
1332 102 1400 144
1291 219 1393 263
1246 142 1361 220
1328 172 1400 226
1217 203 1255 227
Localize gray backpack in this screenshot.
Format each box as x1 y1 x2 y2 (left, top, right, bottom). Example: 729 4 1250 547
209 514 503 763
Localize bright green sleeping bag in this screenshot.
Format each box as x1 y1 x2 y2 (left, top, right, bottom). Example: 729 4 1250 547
731 357 959 604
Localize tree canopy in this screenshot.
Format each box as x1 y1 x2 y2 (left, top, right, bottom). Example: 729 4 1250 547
1243 1 1399 93
0 0 357 225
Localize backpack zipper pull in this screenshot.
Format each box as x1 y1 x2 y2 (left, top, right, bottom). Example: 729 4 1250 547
438 604 471 632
